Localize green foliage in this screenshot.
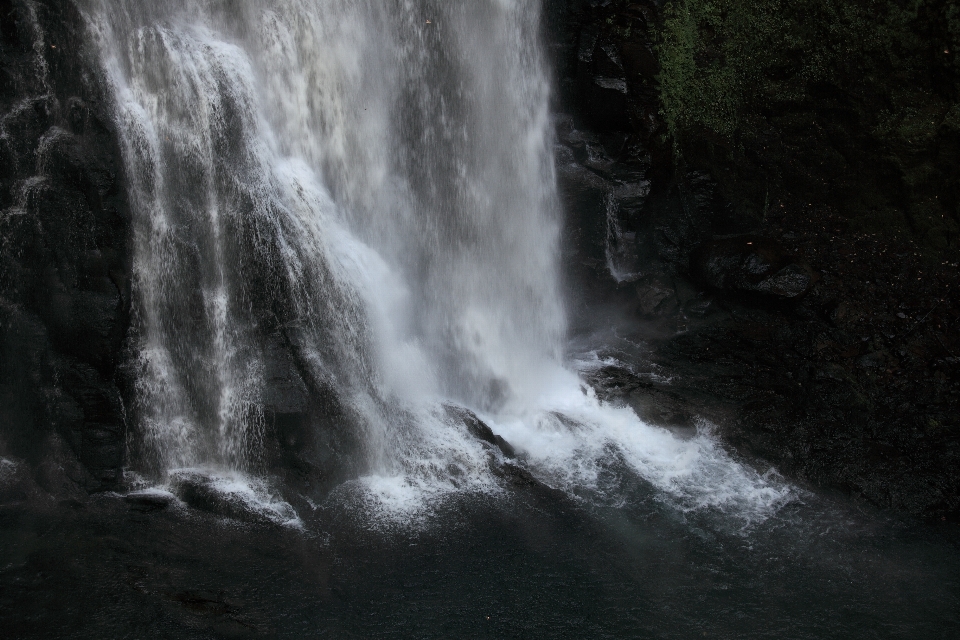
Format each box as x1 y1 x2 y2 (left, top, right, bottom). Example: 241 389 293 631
659 0 783 140
658 0 960 136
655 0 960 255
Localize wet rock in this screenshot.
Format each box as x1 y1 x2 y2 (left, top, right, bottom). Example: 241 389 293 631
684 294 721 318
858 352 887 370
0 457 31 504
492 462 538 487
169 471 297 526
584 365 651 395
691 235 817 300
124 489 174 513
634 275 677 317
444 404 516 459
0 0 131 490
583 365 695 430
632 170 726 274
34 433 93 500
648 223 960 520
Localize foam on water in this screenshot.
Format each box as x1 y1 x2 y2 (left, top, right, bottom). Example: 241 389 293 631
487 376 792 520
346 404 506 524
343 371 791 527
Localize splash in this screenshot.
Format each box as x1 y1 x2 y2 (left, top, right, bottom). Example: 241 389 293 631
80 0 789 523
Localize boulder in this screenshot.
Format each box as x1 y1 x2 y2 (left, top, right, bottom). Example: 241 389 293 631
583 365 695 430
169 470 298 526
443 404 516 459
634 275 677 317
124 488 175 513
691 235 817 300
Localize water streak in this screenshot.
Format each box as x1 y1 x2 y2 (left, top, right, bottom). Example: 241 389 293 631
79 0 790 521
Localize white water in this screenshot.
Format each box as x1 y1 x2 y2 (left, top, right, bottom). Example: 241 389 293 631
80 0 790 523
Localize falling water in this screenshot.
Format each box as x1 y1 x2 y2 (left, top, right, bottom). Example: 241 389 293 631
79 0 790 521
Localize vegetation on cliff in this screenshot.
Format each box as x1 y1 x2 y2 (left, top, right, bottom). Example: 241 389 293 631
551 0 959 519
657 0 960 255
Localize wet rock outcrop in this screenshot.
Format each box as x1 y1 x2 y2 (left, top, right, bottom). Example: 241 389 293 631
549 1 753 332
691 235 817 300
169 470 298 526
0 0 131 492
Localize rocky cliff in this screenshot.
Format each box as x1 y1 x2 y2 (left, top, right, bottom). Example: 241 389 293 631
0 0 129 493
549 0 959 520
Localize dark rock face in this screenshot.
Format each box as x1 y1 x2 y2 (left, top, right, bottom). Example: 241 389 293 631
549 2 754 337
444 404 516 459
633 275 676 317
583 365 700 434
0 0 131 492
546 0 666 146
691 235 817 300
555 0 960 520
257 344 366 500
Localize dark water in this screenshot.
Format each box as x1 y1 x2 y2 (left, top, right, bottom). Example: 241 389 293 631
3 481 958 639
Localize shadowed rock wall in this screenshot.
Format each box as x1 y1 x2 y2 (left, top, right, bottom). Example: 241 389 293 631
0 0 130 491
548 0 959 520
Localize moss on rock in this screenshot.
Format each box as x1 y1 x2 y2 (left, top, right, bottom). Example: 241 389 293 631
656 0 960 257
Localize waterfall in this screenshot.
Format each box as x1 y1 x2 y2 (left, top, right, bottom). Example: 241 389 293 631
79 0 790 521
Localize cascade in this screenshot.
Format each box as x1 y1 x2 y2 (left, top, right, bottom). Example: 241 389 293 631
79 0 789 520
